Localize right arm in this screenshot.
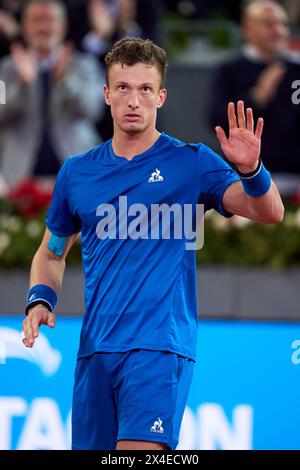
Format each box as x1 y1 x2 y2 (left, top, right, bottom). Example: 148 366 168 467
22 228 78 348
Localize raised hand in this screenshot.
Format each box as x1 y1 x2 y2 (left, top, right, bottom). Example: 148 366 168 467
215 101 264 173
52 42 74 82
0 10 19 38
11 43 37 86
252 62 286 107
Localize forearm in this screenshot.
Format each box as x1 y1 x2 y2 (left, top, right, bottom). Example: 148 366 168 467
223 179 284 224
30 246 66 294
245 181 284 224
23 245 64 348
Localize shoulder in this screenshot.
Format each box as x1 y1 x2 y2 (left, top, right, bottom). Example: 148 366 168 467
161 132 201 154
67 142 108 167
223 51 244 63
282 55 300 72
161 133 225 170
54 143 106 187
59 143 108 181
162 132 216 156
161 134 203 167
215 51 247 71
163 133 216 156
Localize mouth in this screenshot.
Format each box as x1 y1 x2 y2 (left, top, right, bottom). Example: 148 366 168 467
125 114 141 120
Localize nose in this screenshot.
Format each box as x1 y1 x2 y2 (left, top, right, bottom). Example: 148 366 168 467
128 91 140 110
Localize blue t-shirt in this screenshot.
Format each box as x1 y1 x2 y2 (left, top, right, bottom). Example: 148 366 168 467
46 133 240 361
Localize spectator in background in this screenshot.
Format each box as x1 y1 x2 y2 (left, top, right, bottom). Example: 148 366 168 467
64 0 162 55
78 0 162 141
82 0 141 63
0 0 23 59
84 0 142 140
0 0 105 188
210 0 300 196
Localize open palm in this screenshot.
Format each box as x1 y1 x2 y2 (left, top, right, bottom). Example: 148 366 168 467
215 101 264 173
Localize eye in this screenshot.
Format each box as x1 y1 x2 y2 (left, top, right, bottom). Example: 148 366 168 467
142 86 151 92
118 84 127 91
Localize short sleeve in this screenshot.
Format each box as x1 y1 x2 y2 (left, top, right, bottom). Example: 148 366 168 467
46 159 81 236
196 143 240 218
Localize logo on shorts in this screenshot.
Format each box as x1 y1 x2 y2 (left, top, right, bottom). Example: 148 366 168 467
150 417 164 434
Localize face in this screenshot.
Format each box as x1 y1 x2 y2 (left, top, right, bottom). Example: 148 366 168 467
104 63 167 135
244 4 289 56
22 3 66 53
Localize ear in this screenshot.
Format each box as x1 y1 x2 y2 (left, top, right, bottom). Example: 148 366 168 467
103 84 111 106
157 88 167 109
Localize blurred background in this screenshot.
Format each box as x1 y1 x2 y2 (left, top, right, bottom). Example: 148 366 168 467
0 0 300 450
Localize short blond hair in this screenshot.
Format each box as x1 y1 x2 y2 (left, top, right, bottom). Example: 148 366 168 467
105 37 168 87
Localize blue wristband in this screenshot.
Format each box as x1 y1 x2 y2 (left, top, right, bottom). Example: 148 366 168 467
25 285 57 316
237 160 271 197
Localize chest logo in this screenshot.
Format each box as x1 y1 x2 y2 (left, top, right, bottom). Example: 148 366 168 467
148 168 164 183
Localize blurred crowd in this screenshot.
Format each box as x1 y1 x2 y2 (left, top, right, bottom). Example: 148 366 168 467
0 0 299 198
211 0 300 196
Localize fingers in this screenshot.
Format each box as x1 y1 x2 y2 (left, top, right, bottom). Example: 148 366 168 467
31 316 41 339
228 101 247 130
22 308 55 348
237 100 246 129
215 126 227 147
246 108 254 132
228 101 262 137
228 102 238 130
255 117 264 139
22 317 35 348
47 313 56 328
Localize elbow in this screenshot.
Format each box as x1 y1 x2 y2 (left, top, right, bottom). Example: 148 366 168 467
263 204 285 225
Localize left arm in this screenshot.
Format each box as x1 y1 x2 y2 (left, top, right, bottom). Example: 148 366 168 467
223 179 284 224
216 101 284 224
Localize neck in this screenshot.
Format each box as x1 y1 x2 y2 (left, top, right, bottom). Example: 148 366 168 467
247 44 279 63
36 50 52 60
112 127 161 160
260 50 278 62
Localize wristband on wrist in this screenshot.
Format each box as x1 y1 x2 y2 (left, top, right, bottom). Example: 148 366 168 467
236 160 272 197
25 285 57 316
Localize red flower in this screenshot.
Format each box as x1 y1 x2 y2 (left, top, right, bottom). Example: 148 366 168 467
9 179 53 218
291 190 300 206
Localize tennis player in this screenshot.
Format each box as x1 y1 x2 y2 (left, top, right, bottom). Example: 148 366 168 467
22 38 284 450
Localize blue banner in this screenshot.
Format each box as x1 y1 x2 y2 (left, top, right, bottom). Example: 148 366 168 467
0 317 299 450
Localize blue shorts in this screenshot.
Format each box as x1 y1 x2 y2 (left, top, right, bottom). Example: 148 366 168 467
72 349 194 450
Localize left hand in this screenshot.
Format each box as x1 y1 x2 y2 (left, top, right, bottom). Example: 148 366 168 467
215 101 264 173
